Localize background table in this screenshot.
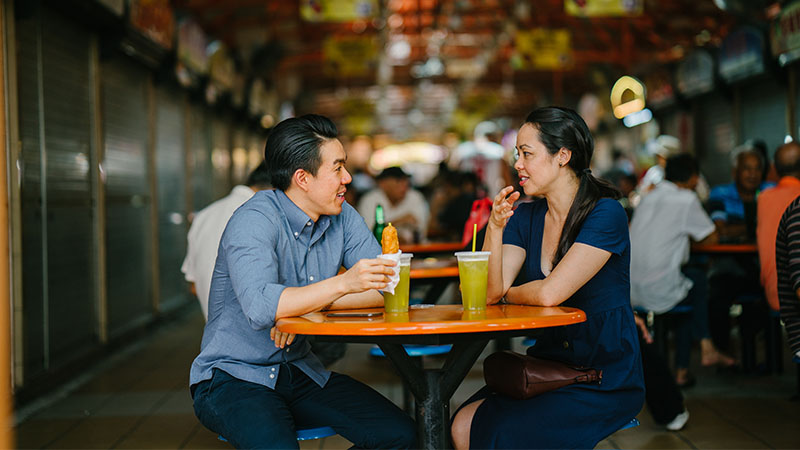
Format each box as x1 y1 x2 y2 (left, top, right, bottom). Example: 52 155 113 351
409 257 459 304
401 241 464 256
277 304 586 449
691 243 757 254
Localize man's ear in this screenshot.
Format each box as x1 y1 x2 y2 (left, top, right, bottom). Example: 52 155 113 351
293 169 310 192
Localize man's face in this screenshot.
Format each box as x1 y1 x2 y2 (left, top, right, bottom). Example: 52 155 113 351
379 177 410 205
735 153 763 194
305 139 351 218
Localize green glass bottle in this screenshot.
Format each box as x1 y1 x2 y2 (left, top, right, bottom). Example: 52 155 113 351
373 204 385 243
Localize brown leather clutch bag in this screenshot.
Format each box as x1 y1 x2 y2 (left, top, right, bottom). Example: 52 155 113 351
483 351 603 400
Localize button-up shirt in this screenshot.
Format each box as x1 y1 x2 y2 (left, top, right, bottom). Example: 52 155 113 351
190 189 381 390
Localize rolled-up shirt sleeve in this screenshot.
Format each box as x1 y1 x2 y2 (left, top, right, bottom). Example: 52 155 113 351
222 209 286 330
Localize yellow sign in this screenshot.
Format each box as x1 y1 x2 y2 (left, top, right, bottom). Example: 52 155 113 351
512 29 572 70
565 0 643 17
301 0 378 22
323 35 378 76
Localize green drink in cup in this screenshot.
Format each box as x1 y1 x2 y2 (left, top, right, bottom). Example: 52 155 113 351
455 251 490 311
384 253 413 313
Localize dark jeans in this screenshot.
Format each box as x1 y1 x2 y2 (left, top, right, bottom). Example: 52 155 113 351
192 366 416 449
673 266 711 369
639 331 684 424
708 257 762 353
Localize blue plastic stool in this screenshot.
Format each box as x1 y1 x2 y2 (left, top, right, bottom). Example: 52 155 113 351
369 344 452 358
370 344 452 412
619 418 640 431
521 337 537 347
218 426 336 444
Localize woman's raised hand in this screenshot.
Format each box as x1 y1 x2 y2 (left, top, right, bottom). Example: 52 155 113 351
489 186 520 230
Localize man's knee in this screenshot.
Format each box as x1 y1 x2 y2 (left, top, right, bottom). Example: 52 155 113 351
374 414 416 449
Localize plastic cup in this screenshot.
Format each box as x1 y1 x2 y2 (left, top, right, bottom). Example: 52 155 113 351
384 253 413 313
455 251 490 311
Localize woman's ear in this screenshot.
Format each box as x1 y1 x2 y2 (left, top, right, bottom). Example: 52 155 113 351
293 169 310 192
559 147 573 166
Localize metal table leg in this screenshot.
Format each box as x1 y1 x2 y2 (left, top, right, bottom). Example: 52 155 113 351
379 339 489 449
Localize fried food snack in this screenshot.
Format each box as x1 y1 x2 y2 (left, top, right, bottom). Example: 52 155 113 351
381 223 400 254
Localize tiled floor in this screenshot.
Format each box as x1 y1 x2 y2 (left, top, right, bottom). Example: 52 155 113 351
14 307 800 449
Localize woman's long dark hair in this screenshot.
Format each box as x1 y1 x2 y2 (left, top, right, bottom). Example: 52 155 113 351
524 107 621 267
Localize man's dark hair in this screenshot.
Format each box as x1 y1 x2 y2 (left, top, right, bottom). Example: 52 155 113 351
245 161 271 188
264 114 338 191
665 153 699 183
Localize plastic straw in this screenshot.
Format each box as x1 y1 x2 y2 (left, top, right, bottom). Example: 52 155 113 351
472 223 477 252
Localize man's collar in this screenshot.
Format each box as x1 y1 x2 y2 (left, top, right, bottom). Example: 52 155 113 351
778 176 800 187
275 190 315 235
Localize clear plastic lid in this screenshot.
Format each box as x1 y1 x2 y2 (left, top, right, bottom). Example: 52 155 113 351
454 251 491 261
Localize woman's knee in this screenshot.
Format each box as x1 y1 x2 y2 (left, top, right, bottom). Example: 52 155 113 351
451 400 483 450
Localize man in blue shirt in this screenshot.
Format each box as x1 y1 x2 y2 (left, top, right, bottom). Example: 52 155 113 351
707 145 773 359
190 115 416 449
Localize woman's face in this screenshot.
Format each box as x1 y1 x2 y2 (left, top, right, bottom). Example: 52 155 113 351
513 123 562 197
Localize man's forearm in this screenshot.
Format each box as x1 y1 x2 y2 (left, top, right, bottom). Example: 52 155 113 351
326 290 384 310
275 276 349 319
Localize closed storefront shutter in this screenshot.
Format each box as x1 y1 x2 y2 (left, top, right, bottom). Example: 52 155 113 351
17 8 97 377
740 78 788 157
190 104 213 210
155 86 187 308
697 91 736 186
211 117 231 200
101 54 152 336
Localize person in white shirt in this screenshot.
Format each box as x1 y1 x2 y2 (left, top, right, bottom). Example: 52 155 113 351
358 167 429 243
181 163 271 320
630 153 733 386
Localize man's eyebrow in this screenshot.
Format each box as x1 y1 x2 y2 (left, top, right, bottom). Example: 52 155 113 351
333 158 346 165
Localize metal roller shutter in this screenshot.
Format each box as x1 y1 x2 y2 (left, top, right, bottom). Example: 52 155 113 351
17 7 97 377
211 117 231 200
155 86 187 308
101 54 152 336
190 104 212 210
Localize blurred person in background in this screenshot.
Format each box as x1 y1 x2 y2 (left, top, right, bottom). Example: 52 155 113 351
630 154 733 387
182 162 271 320
427 170 479 241
450 120 513 198
636 135 680 195
358 166 429 244
706 145 774 359
757 142 800 312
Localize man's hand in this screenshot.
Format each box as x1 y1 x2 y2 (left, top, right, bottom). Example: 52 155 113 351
340 258 396 294
488 186 520 230
270 327 295 348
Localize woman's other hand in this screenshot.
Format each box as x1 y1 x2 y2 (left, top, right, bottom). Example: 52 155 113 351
488 186 520 230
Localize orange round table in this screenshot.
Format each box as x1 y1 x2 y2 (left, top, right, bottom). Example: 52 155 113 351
278 304 586 449
691 243 757 254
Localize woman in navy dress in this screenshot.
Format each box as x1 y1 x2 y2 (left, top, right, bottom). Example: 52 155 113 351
451 107 645 449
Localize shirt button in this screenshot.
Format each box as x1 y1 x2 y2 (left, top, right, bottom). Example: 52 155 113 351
294 231 299 237
271 367 276 372
286 348 291 352
307 221 312 226
309 276 314 281
269 374 275 379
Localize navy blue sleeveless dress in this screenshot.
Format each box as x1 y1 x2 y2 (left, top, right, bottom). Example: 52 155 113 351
463 198 645 449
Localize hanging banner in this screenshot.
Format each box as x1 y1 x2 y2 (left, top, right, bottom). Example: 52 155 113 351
719 27 765 82
675 50 714 98
323 35 378 76
512 29 573 70
565 0 643 17
129 0 174 50
770 1 800 66
301 0 378 22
